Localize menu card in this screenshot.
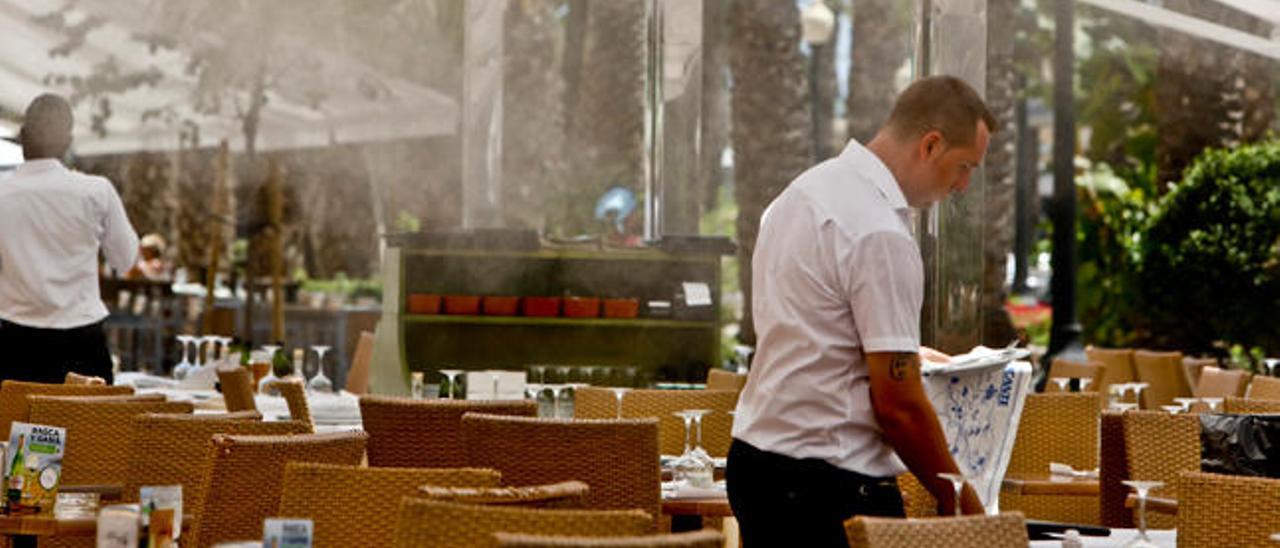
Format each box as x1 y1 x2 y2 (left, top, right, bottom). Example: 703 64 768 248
4 422 65 512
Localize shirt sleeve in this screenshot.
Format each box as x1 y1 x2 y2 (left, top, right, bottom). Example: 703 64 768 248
99 182 139 276
844 230 923 353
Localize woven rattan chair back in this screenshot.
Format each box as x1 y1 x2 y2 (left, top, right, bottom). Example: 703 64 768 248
418 480 589 509
1122 410 1199 529
1194 367 1251 398
1085 347 1135 405
392 498 652 548
216 366 258 413
705 369 747 392
1177 472 1280 548
1182 357 1217 390
1247 375 1280 401
1045 359 1106 392
345 330 375 395
0 380 133 437
493 529 725 548
1002 392 1101 524
462 413 661 525
124 411 306 509
1132 350 1192 409
895 473 937 518
188 431 367 548
572 387 737 457
266 378 311 425
63 371 105 385
1098 411 1132 527
27 395 193 485
360 395 538 468
1224 396 1280 414
279 462 501 547
845 512 1029 548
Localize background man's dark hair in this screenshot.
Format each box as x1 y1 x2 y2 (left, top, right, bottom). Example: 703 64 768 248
884 75 998 147
18 93 74 159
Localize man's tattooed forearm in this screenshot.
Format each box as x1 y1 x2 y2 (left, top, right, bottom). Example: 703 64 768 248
889 354 911 381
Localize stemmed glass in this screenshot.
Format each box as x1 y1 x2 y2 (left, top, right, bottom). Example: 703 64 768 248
1122 480 1164 547
439 369 464 400
1131 382 1150 409
410 371 426 400
490 371 502 399
1173 397 1198 413
306 345 333 393
548 384 572 418
173 335 194 380
1079 378 1093 392
556 366 573 384
1049 377 1070 392
610 387 630 419
936 473 969 517
1202 397 1223 412
256 345 282 394
671 410 714 488
1265 358 1279 377
1160 405 1182 414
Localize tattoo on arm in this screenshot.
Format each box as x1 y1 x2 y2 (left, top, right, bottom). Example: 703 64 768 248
889 354 912 381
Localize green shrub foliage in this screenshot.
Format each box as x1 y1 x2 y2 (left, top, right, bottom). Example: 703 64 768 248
1136 140 1280 355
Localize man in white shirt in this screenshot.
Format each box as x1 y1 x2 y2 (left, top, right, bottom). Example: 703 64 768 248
0 94 139 384
727 76 996 547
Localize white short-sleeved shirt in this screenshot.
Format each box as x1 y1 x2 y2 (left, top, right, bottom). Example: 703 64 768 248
731 140 922 477
0 159 139 329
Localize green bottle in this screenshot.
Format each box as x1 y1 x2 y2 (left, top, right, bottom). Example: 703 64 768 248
7 434 26 505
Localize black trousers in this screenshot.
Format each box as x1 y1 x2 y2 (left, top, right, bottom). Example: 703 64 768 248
0 319 113 385
726 439 905 548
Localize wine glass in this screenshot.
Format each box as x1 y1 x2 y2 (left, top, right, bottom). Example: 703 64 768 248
556 366 573 384
490 371 502 399
439 369 464 400
687 410 713 464
306 345 333 393
610 387 630 419
1131 382 1150 409
172 335 194 380
937 473 969 517
671 410 714 488
410 371 426 400
1079 378 1093 392
256 345 282 395
1202 397 1223 412
1111 402 1139 412
1173 397 1198 413
1049 377 1070 392
1160 405 1182 414
1264 358 1279 377
215 336 233 361
548 384 572 418
528 365 547 385
1122 480 1164 547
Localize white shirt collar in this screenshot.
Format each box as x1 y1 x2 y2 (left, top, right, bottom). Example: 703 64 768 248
838 140 910 211
13 158 65 176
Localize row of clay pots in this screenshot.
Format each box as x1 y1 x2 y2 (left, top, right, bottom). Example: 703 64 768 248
407 294 640 319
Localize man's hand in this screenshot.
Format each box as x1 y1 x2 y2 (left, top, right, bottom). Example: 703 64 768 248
937 483 985 516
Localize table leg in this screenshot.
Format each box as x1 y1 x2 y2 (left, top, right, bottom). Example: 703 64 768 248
12 535 35 548
671 515 703 532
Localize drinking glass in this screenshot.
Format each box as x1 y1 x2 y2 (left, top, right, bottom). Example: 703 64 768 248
549 384 572 418
529 365 547 385
216 336 233 361
1202 397 1223 412
936 473 969 517
1079 378 1093 392
439 369 464 400
1160 405 1182 414
1111 402 1139 412
1049 377 1070 392
1265 358 1279 377
1131 382 1150 408
556 366 573 384
610 387 630 419
1122 480 1164 547
410 371 425 400
671 410 714 488
256 345 282 395
306 345 333 393
688 410 713 464
490 371 502 399
1173 397 1198 413
173 335 194 381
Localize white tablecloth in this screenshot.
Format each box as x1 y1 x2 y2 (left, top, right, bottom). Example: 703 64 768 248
1030 529 1175 547
117 372 363 433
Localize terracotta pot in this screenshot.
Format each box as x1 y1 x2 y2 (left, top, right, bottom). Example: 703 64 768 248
522 296 561 317
563 296 601 318
602 298 640 319
443 295 481 315
482 296 520 316
407 293 442 315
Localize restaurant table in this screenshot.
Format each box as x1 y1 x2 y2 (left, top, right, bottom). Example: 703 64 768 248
0 512 191 547
1029 528 1175 547
1002 473 1101 496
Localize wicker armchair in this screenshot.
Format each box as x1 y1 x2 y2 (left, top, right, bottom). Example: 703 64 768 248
493 530 725 548
123 411 308 508
1194 367 1251 399
1085 347 1136 406
572 387 737 457
461 413 661 526
62 371 105 385
188 431 368 548
895 473 937 518
0 380 133 436
705 369 747 392
278 462 501 547
1132 350 1193 409
1246 375 1280 401
1176 472 1280 548
1122 410 1199 529
393 498 652 548
1223 396 1280 414
360 395 538 468
845 512 1029 548
266 378 311 426
216 366 258 413
26 395 193 485
418 480 589 509
1045 359 1107 392
1002 392 1101 524
1098 410 1133 527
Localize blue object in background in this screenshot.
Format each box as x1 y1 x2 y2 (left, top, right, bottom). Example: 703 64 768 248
594 186 637 232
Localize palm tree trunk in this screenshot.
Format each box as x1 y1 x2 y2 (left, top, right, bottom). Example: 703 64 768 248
502 0 565 231
700 0 730 210
846 0 912 144
729 0 813 346
982 0 1019 347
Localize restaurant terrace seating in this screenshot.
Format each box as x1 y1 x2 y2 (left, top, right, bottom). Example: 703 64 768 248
1176 472 1280 548
1181 357 1217 390
492 529 725 548
704 369 747 392
216 366 258 413
1044 358 1107 392
188 431 368 548
360 395 538 468
572 387 737 457
461 413 662 527
1247 375 1280 400
1193 366 1251 399
1001 392 1101 524
62 371 105 385
1224 396 1280 414
0 380 133 436
1133 350 1193 409
27 395 193 485
1121 410 1200 529
344 330 375 395
392 498 652 548
267 378 312 428
1099 411 1133 527
417 480 590 509
278 462 502 546
1085 347 1137 406
844 512 1030 548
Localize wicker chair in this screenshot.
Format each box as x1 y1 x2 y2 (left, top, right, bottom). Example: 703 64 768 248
123 411 308 508
1002 393 1101 524
1182 357 1217 390
0 380 133 436
26 395 193 485
188 431 368 548
1246 375 1280 401
896 473 937 518
1045 359 1107 392
461 413 661 526
845 512 1029 548
267 378 311 426
393 498 652 548
1132 350 1193 409
493 530 725 548
1085 347 1136 406
572 387 737 457
360 395 538 468
278 462 501 547
1223 396 1280 414
1194 367 1251 399
1176 472 1280 548
216 366 258 413
1121 410 1199 529
62 371 105 385
418 480 589 509
345 330 375 395
1098 410 1133 528
705 369 747 392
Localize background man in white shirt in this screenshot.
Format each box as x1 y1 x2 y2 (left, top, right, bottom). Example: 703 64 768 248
727 76 996 547
0 94 139 384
